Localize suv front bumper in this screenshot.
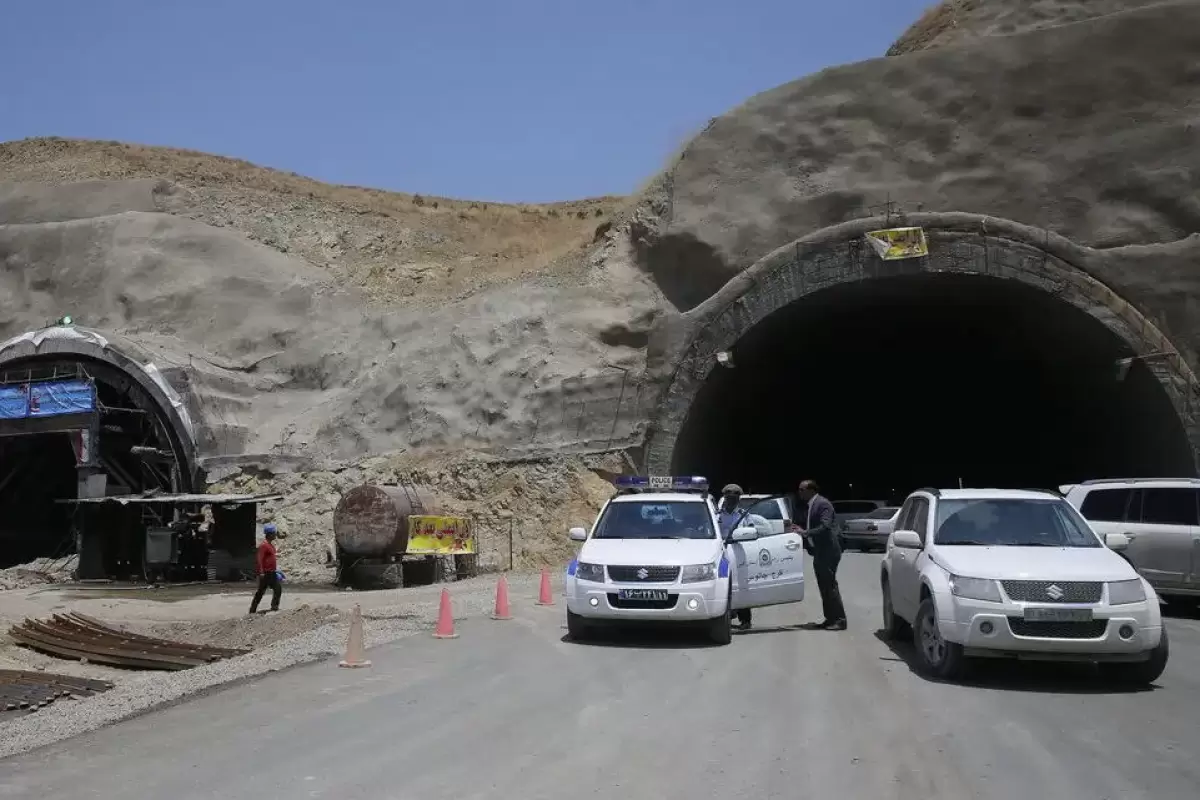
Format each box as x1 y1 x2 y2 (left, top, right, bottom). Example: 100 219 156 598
565 577 728 621
939 596 1161 658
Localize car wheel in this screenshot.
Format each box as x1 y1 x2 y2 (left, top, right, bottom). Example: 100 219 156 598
913 597 966 680
708 607 733 645
880 577 910 640
566 609 590 642
709 584 733 645
1100 625 1169 686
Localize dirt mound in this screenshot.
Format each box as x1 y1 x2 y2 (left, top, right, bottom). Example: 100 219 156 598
0 160 662 463
212 450 622 580
0 138 623 308
148 604 345 649
0 557 78 591
887 0 1167 56
627 0 1200 310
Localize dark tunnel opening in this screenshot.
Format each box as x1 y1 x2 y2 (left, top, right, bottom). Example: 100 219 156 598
671 273 1196 506
0 358 185 570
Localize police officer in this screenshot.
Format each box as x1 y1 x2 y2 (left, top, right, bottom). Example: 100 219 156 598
716 483 770 631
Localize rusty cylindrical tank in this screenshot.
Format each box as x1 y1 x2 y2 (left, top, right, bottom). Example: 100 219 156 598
333 484 441 558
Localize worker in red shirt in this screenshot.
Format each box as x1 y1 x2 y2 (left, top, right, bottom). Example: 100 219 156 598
249 524 282 614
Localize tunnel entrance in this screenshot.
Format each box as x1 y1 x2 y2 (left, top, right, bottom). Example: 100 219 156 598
670 272 1196 504
0 352 194 571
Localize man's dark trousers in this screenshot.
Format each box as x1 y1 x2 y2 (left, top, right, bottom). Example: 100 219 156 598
811 537 846 623
250 572 282 613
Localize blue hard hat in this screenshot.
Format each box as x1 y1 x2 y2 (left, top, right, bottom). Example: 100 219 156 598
263 523 277 534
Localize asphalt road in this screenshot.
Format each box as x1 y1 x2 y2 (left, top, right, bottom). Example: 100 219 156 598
3 553 1200 800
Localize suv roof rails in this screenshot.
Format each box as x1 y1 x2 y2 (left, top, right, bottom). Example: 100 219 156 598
916 486 941 496
1078 477 1200 486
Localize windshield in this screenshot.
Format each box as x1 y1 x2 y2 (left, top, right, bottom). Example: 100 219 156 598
865 507 900 520
592 500 717 540
737 497 784 520
934 498 1102 547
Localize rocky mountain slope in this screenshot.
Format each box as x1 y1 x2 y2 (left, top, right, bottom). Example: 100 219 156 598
4 0 1199 574
628 0 1200 311
0 142 665 464
888 0 1168 56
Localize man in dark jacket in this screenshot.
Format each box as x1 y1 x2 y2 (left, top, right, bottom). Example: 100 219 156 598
249 524 282 614
788 480 846 630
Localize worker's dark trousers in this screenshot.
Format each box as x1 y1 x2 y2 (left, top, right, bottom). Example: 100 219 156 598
812 544 846 624
735 608 752 626
250 572 282 613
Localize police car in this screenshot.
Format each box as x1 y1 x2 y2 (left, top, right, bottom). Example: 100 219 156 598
563 476 806 644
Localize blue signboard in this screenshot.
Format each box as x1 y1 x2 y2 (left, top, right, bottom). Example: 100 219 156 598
0 379 96 420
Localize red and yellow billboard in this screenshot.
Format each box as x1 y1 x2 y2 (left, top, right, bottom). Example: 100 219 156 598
407 515 475 555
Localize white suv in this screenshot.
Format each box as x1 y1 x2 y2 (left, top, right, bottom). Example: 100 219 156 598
880 487 1167 684
1061 478 1200 602
563 476 805 644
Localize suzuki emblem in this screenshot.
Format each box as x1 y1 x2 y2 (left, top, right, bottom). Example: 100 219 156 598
1046 584 1065 600
637 568 649 580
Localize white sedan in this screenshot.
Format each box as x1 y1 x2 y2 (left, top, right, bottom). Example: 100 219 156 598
880 488 1167 684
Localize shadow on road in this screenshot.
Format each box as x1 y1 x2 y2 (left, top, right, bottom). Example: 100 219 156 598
733 624 816 636
559 626 721 650
872 630 1155 695
1161 599 1200 620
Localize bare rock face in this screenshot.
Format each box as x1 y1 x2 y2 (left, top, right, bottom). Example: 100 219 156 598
0 177 662 465
631 0 1200 310
888 0 1168 56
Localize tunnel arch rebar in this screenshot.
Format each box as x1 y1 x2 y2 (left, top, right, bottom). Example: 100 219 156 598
644 213 1200 475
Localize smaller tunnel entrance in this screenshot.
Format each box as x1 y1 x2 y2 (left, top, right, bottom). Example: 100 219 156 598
0 355 193 571
671 273 1195 503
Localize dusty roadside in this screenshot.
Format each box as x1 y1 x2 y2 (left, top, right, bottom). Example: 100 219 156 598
0 571 555 759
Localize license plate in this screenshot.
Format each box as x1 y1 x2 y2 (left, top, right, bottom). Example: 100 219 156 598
1023 607 1093 622
618 589 669 601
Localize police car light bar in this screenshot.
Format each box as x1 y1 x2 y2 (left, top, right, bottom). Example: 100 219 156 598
613 475 709 493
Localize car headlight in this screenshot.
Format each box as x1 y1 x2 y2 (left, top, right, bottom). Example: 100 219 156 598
576 562 605 582
948 574 1003 603
681 562 716 583
1107 579 1146 605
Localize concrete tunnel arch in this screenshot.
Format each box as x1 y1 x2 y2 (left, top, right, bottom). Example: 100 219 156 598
0 327 202 566
643 213 1200 498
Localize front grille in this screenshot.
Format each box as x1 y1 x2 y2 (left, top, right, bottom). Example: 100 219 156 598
607 593 678 610
607 565 680 583
1007 619 1109 639
1001 580 1102 604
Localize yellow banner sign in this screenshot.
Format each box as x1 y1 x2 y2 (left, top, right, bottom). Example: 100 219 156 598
407 515 475 555
865 226 929 260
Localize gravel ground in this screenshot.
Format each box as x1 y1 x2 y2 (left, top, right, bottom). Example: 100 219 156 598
0 571 548 759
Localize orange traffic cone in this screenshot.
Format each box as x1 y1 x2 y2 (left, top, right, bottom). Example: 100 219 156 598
338 604 371 668
535 567 554 606
433 588 459 639
491 575 513 620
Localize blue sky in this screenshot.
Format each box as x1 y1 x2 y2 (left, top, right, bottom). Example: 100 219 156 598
1 0 930 203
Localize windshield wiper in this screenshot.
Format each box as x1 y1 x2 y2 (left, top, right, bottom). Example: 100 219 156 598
937 540 991 546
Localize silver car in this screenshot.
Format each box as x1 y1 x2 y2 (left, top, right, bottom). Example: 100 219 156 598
1063 478 1200 602
838 504 899 552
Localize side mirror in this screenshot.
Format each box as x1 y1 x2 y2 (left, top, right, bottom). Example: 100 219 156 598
892 530 922 549
731 526 759 542
568 527 588 542
1105 532 1130 551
